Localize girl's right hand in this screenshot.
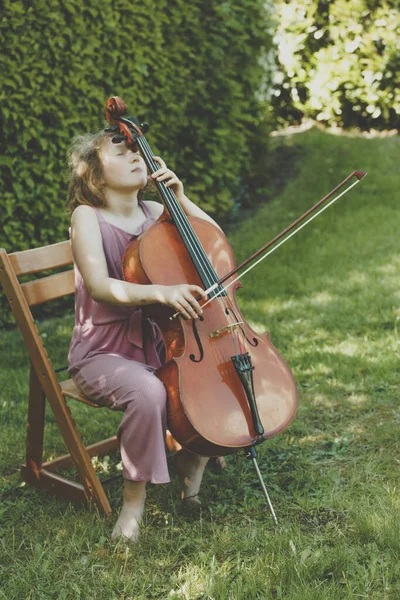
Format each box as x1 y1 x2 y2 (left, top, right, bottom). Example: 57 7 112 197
158 284 207 320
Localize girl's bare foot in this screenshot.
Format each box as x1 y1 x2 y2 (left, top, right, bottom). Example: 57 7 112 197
173 449 209 506
111 480 146 542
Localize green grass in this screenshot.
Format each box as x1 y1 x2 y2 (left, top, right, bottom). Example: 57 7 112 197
1 127 400 599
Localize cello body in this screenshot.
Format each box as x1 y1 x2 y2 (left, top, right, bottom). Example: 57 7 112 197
123 208 298 457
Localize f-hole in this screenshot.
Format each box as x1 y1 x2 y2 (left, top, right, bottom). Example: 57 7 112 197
225 305 258 347
189 317 204 362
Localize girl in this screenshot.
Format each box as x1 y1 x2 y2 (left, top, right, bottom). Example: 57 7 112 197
66 129 222 542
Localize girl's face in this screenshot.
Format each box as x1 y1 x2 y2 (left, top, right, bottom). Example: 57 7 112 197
99 135 148 193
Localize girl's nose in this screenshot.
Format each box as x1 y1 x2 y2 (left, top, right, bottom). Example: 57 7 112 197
129 150 141 161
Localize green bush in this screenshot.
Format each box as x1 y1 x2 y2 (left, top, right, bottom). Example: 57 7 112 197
0 0 274 327
272 0 400 130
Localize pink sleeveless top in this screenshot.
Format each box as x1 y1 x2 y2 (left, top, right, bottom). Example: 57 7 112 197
68 201 165 374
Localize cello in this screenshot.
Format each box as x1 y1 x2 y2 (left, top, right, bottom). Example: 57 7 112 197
105 96 366 523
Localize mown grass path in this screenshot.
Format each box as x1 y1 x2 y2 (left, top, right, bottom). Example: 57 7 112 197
1 128 399 599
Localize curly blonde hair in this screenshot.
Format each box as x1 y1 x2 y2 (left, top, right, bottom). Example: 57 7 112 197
66 130 150 213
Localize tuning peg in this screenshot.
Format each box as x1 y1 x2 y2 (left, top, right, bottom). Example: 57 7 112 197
104 125 119 133
112 135 126 144
140 122 149 133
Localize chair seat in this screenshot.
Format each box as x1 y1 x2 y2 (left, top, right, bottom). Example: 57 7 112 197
60 379 101 408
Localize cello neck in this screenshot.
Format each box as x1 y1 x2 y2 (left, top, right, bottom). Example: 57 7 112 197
137 136 225 297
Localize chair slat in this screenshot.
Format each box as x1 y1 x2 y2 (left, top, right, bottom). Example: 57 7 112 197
9 240 73 276
60 379 101 408
21 270 75 306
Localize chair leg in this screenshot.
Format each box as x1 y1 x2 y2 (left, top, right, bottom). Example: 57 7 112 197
22 364 113 517
25 362 46 477
54 395 113 516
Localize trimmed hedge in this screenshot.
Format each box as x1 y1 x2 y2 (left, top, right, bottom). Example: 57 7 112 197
272 0 400 130
0 0 274 327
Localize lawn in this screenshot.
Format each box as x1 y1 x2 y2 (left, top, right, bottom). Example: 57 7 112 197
1 127 399 599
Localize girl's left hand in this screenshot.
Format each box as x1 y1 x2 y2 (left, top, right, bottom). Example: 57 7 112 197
150 157 185 201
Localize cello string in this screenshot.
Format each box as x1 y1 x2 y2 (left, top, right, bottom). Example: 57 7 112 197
139 137 218 290
139 136 236 336
140 137 234 326
142 136 215 290
224 295 246 356
138 134 242 365
139 136 242 359
141 137 229 302
141 137 230 300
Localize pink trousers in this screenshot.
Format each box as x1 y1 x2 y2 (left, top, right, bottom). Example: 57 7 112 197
71 353 170 484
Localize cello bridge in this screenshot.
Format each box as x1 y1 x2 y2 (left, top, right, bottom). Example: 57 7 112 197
209 321 244 339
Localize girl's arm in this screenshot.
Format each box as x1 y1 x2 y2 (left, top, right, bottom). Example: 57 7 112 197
151 157 223 232
71 205 205 318
71 205 163 306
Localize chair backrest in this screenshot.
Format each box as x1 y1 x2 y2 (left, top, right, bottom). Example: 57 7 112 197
0 241 74 406
4 240 74 306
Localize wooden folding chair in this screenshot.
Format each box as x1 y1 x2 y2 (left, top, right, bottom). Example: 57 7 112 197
0 240 120 516
0 239 228 518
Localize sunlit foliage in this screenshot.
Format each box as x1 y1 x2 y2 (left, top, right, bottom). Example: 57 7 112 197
272 0 400 129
